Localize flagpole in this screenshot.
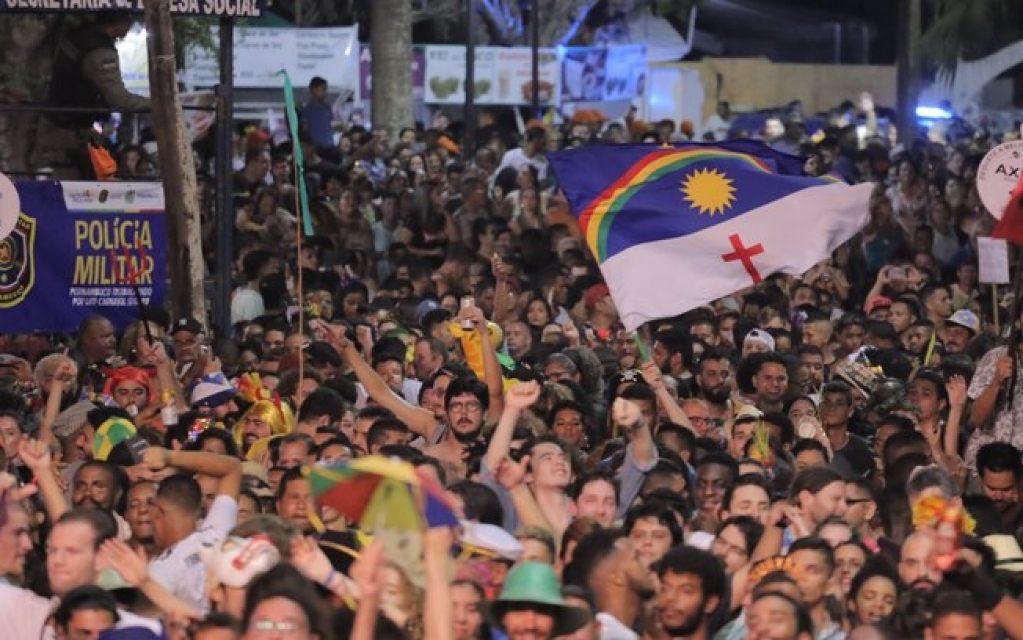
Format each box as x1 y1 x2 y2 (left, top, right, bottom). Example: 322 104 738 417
294 154 305 395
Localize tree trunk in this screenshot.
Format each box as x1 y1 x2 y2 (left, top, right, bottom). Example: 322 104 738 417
144 0 207 323
0 15 58 173
896 0 921 144
370 0 413 134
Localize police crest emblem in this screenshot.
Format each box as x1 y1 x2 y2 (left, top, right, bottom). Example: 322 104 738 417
0 214 36 308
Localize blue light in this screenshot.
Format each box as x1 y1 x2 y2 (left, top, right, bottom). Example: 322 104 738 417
915 106 953 120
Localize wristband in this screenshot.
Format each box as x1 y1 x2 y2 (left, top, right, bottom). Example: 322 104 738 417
323 569 338 588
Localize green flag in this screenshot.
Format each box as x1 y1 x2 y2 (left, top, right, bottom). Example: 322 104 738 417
279 70 314 237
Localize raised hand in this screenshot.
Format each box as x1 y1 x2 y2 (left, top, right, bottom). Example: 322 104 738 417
99 538 149 588
350 540 385 601
141 446 171 472
290 535 335 586
494 455 530 491
504 381 541 411
18 437 52 472
612 397 643 429
946 375 968 408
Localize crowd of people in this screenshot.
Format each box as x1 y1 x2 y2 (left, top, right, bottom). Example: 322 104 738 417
4 65 1023 640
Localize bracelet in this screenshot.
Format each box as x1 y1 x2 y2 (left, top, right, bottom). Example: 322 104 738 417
323 569 337 588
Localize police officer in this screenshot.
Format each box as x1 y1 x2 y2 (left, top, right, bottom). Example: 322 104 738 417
32 12 150 179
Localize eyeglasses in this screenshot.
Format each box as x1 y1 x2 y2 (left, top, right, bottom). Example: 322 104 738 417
248 619 309 636
448 401 483 413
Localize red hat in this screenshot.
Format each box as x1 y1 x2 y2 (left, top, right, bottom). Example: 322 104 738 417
584 283 611 310
864 295 892 315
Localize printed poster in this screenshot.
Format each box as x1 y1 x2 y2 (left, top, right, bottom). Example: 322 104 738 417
0 182 167 332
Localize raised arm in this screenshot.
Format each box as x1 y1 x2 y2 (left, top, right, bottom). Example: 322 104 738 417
944 375 967 459
614 397 655 467
37 360 77 448
639 361 693 431
485 381 539 473
142 447 242 500
969 355 1012 431
462 304 505 416
313 319 438 439
423 528 455 640
18 437 67 522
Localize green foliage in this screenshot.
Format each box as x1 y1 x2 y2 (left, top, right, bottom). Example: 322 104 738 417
919 0 1023 69
173 16 217 56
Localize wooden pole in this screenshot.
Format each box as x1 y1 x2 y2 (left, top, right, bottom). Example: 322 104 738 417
994 284 1001 337
144 0 207 323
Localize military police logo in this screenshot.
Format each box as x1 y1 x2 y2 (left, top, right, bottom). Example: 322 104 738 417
0 214 36 309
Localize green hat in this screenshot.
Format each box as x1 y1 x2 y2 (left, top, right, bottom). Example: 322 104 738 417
491 561 590 636
93 417 137 461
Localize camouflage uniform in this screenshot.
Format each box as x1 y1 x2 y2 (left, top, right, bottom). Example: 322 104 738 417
32 24 150 178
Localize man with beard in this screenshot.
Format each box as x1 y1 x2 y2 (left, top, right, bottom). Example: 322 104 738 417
650 545 726 640
316 310 501 479
976 442 1023 534
695 348 734 420
794 345 826 395
565 528 656 639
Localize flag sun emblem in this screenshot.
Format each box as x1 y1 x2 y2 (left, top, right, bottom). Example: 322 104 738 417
680 168 736 216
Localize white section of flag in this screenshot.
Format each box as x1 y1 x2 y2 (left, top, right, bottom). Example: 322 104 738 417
602 182 874 331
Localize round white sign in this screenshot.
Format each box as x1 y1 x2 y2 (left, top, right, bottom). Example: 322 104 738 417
976 141 1023 220
0 171 19 241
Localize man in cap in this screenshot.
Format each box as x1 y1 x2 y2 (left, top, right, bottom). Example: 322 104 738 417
491 561 589 640
190 373 239 421
944 309 979 355
170 317 207 387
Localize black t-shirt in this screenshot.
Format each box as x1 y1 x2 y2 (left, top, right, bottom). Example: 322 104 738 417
833 432 875 479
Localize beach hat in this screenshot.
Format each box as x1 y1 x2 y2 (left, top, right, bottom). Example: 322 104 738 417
947 309 980 334
491 562 590 636
52 400 98 438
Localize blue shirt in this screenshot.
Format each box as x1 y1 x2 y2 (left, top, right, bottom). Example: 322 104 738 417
301 99 333 148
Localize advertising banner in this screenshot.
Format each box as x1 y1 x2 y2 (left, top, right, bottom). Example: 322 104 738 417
182 26 359 94
0 182 167 333
422 45 560 106
0 0 264 17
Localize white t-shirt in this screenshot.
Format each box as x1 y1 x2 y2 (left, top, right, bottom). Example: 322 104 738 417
231 288 265 325
597 612 639 640
149 495 238 612
496 148 549 181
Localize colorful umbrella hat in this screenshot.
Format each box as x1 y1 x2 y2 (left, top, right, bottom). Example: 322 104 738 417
305 456 426 532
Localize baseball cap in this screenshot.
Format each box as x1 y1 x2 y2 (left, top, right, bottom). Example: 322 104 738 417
947 309 979 334
864 295 892 315
171 317 204 336
743 329 775 351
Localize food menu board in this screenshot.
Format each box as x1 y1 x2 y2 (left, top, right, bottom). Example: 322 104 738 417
422 45 560 106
